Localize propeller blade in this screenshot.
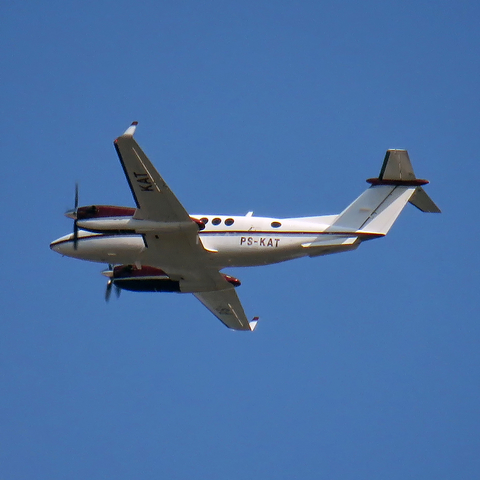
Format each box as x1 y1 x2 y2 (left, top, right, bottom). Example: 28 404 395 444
73 221 79 250
103 265 119 302
72 183 79 250
105 279 113 302
74 182 79 210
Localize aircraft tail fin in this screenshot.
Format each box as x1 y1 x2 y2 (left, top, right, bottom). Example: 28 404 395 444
327 150 440 236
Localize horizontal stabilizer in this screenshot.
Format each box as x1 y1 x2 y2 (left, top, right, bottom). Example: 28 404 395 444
302 236 358 248
377 149 440 213
409 187 441 213
379 149 416 181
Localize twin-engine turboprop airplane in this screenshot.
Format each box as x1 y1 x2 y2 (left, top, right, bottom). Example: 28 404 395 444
50 122 440 331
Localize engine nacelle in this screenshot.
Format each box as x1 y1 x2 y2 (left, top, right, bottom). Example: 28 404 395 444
108 265 241 293
76 205 136 220
112 265 180 292
71 205 205 234
66 205 137 234
222 274 241 287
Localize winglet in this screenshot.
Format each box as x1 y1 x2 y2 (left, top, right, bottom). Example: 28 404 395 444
249 317 259 331
122 121 138 137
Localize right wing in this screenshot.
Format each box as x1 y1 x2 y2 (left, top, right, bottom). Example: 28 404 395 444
194 289 259 331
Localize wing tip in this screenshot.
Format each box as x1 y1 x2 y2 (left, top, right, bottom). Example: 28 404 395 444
249 317 259 331
121 121 139 137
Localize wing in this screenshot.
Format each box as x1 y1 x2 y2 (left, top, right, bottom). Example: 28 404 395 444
142 232 228 291
114 122 209 270
144 230 258 330
114 122 191 222
194 289 259 331
113 123 258 331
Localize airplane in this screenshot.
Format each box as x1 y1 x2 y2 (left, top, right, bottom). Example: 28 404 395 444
50 122 441 331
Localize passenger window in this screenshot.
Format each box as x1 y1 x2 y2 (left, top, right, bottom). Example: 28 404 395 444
271 221 282 228
225 218 234 226
212 218 221 226
200 217 209 225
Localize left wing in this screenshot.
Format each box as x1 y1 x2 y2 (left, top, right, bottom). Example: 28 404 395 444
114 122 210 271
114 122 192 222
194 289 259 331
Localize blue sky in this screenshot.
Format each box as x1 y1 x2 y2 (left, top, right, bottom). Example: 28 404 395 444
1 1 479 478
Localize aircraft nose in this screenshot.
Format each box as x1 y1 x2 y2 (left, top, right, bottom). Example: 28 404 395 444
50 238 62 253
50 234 73 255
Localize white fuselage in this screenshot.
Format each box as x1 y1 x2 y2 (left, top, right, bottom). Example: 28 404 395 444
50 213 364 269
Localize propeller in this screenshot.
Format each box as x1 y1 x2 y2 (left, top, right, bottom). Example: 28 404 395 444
73 183 79 250
103 264 121 302
65 183 80 250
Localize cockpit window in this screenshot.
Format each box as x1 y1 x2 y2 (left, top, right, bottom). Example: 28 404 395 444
225 218 234 226
271 221 282 228
212 218 221 226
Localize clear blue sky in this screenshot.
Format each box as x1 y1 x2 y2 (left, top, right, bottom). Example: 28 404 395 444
1 1 479 478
